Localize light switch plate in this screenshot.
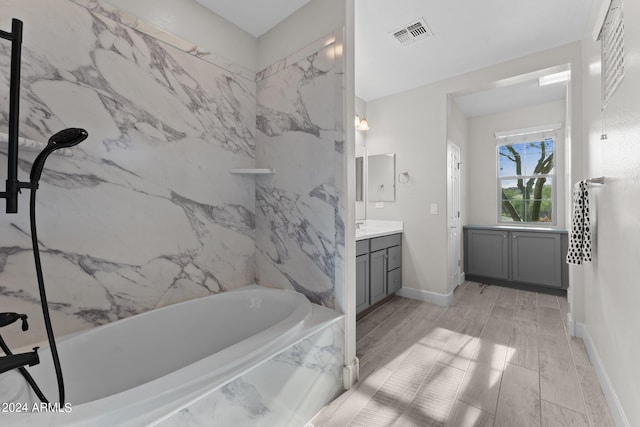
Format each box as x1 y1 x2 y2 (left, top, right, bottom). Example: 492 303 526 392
430 203 438 215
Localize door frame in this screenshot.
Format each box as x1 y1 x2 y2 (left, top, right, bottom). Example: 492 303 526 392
447 142 462 291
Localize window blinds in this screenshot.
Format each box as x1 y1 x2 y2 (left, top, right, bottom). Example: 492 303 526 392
495 124 560 146
601 0 624 109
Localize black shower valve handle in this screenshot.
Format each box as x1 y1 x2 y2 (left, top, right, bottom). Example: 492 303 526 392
0 312 29 331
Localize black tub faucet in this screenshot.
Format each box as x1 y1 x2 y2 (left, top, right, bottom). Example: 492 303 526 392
0 348 40 375
0 312 40 374
0 312 29 331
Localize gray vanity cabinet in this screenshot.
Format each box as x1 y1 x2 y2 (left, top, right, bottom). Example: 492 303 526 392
464 226 568 290
356 233 402 314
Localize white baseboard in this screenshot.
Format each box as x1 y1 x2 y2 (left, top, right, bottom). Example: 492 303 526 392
343 357 359 390
396 286 453 306
574 321 630 427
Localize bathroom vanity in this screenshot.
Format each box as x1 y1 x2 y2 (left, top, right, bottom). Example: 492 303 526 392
355 221 403 314
463 225 569 293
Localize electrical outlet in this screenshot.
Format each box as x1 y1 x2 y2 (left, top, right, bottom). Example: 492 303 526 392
375 202 384 209
430 203 438 215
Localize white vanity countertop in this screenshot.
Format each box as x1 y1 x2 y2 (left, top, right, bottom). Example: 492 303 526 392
356 220 404 241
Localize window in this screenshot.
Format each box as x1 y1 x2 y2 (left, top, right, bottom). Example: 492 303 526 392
497 127 557 224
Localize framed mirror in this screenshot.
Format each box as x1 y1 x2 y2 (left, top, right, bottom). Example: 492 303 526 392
368 153 395 202
356 156 364 202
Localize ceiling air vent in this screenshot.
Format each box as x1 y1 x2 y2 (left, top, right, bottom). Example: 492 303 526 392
391 18 433 45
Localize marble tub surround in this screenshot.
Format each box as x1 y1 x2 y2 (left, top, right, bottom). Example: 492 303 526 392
355 219 403 240
158 311 345 427
255 33 345 309
69 0 255 81
0 0 257 347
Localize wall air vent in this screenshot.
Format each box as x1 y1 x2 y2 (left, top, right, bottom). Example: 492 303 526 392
391 18 433 45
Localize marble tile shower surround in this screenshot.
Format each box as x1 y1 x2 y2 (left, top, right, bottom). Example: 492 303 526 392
255 34 345 310
0 0 346 350
0 0 258 347
158 318 345 427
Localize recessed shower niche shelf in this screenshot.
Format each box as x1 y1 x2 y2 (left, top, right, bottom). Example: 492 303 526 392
229 168 276 175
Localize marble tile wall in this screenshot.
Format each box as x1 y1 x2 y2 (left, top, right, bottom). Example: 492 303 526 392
0 0 258 347
255 35 345 309
158 318 345 427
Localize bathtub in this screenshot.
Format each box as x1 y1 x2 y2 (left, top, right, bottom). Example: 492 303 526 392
0 285 345 426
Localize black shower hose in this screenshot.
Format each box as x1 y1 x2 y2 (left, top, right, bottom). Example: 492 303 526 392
0 184 65 404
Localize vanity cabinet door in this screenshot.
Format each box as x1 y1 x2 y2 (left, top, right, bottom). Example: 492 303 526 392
387 267 402 294
370 249 388 305
465 229 509 280
356 254 370 313
387 245 401 271
511 232 563 287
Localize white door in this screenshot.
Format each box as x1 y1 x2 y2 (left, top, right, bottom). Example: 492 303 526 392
448 143 461 288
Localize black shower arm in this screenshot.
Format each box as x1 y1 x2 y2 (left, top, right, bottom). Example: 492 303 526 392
0 18 30 214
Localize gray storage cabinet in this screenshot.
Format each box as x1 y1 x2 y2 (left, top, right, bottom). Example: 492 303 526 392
356 233 402 314
464 226 568 290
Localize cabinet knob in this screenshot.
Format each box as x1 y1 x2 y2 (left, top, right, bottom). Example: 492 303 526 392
503 234 507 238
513 235 517 239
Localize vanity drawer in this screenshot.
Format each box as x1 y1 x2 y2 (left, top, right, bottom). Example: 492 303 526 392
356 240 369 256
371 233 402 252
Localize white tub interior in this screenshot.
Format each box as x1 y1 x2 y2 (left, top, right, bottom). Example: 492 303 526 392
20 285 311 405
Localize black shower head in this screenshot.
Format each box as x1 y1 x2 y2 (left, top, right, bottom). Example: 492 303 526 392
30 128 88 183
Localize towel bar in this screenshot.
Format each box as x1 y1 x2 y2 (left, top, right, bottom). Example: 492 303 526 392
587 176 605 184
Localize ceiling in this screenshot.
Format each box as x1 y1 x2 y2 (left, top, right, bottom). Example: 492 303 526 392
195 0 310 37
453 78 567 118
356 0 592 101
195 0 593 101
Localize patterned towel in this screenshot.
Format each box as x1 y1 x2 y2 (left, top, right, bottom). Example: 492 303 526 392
567 180 592 264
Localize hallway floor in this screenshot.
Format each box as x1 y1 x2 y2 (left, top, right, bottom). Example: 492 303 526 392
310 282 615 427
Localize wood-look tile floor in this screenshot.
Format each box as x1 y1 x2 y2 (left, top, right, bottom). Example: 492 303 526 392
310 282 615 427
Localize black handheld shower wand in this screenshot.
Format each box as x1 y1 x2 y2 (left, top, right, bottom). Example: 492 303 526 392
0 127 88 406
30 128 88 183
28 128 88 405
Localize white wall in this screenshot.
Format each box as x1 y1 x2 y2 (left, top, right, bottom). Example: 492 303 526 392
467 100 566 226
579 0 640 425
257 0 346 71
105 0 258 72
366 42 582 299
